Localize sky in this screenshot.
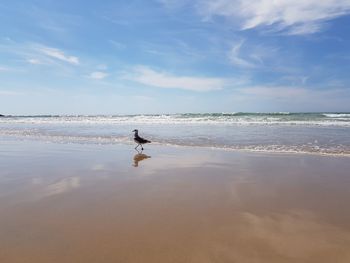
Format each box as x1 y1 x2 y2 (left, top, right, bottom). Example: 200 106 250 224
1 0 350 114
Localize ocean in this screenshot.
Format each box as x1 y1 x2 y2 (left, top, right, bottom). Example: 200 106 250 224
1 113 350 156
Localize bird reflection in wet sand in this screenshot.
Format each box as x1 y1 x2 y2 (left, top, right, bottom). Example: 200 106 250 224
133 150 151 167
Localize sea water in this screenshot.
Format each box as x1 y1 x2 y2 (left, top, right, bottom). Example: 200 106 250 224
1 113 350 156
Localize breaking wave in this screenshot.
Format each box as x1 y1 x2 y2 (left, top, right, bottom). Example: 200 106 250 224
0 112 350 126
1 113 350 156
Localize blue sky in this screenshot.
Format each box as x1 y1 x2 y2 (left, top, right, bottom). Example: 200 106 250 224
1 0 350 114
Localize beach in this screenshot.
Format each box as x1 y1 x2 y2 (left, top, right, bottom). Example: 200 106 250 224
1 138 350 262
2 0 350 260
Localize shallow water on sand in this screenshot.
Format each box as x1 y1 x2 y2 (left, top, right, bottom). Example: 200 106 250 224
1 139 350 262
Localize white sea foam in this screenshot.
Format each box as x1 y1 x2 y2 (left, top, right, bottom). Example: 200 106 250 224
323 113 350 117
1 113 349 156
1 128 350 157
1 114 350 126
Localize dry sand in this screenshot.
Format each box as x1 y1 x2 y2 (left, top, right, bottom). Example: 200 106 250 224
1 140 350 262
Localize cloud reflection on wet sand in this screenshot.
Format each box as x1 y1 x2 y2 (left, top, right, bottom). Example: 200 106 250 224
1 141 350 262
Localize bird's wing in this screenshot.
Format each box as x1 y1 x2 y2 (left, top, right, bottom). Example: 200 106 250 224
138 136 151 143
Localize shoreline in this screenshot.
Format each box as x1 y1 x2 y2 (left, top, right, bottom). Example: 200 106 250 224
1 135 350 158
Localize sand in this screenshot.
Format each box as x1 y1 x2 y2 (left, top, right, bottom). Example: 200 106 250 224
1 139 350 262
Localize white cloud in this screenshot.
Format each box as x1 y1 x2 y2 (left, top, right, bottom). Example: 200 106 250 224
0 66 10 71
123 66 229 92
132 95 155 101
0 42 80 67
27 58 44 65
38 47 79 65
228 39 281 69
239 85 350 102
229 40 255 68
89 71 108 79
232 86 350 111
240 86 308 98
0 66 24 72
196 0 350 35
157 0 189 9
0 90 26 96
96 64 108 70
109 40 126 50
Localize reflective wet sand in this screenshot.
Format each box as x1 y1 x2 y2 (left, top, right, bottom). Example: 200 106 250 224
1 139 350 262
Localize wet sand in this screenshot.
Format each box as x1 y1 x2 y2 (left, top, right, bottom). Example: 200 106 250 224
1 139 350 262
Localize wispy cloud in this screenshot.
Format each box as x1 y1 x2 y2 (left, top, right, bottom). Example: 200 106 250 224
0 90 26 96
88 71 108 79
109 40 126 50
0 66 10 72
0 41 80 67
23 5 82 36
96 64 108 70
240 86 308 98
230 85 350 111
38 47 79 65
238 85 350 103
280 75 309 85
195 0 350 35
229 40 255 68
122 66 230 92
27 58 44 65
132 95 155 102
0 66 25 73
157 0 190 9
228 39 282 71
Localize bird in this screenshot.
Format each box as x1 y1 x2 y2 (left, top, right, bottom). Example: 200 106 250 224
132 129 151 150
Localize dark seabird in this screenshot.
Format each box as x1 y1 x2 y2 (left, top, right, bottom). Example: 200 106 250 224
132 129 151 150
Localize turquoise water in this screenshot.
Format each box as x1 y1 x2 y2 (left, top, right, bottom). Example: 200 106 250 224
1 113 350 156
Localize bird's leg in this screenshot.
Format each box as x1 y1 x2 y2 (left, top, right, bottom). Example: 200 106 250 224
135 144 140 150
